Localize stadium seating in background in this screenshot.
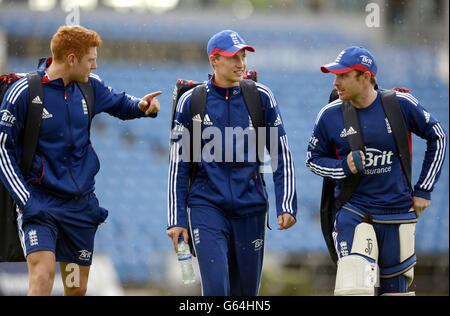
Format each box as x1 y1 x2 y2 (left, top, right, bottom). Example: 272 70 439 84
5 54 448 283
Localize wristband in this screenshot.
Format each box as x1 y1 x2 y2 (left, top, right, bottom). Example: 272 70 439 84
352 150 364 172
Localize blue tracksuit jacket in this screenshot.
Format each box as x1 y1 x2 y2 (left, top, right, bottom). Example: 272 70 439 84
306 90 447 214
168 79 297 228
0 58 149 212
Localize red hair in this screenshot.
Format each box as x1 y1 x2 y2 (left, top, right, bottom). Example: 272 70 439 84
50 25 102 62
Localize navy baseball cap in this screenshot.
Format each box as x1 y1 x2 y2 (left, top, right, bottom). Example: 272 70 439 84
321 46 377 77
207 30 255 57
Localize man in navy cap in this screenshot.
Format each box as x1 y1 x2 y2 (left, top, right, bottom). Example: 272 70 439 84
306 46 447 295
167 30 297 295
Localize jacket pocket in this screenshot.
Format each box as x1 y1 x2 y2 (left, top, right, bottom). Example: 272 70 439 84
97 206 108 224
89 193 109 224
89 144 100 175
30 154 45 184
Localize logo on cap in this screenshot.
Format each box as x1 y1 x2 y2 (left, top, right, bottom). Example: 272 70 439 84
360 55 373 67
230 33 240 45
335 50 345 63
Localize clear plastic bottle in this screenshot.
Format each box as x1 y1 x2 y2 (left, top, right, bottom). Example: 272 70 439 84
177 237 195 284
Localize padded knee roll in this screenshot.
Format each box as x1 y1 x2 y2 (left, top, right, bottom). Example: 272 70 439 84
379 223 416 292
334 222 379 296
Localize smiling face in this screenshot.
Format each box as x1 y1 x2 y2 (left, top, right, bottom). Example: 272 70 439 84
210 49 247 87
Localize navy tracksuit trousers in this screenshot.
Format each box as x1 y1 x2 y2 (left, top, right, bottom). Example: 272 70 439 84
189 205 267 296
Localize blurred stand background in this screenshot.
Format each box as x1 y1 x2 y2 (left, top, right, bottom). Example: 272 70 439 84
0 0 448 296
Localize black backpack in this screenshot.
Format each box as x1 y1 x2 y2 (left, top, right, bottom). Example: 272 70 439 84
170 70 264 187
0 60 94 262
170 70 265 255
320 86 412 264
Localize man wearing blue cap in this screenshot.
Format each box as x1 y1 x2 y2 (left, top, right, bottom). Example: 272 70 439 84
167 30 297 296
306 46 447 295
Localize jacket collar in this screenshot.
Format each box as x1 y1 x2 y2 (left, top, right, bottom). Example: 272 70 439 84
37 57 84 88
208 75 242 99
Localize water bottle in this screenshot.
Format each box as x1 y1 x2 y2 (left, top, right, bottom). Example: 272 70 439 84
177 237 195 284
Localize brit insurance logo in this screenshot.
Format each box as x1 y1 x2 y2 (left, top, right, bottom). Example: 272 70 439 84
363 148 394 175
0 109 16 127
252 239 264 252
360 55 373 68
78 249 92 261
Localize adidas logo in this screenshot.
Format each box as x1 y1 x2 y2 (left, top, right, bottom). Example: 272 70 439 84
82 99 88 115
385 118 392 134
248 116 254 130
192 114 202 122
274 114 282 127
423 110 430 123
340 126 357 138
203 114 213 126
32 96 43 104
42 108 53 119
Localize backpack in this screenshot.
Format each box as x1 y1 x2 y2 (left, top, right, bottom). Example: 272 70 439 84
170 70 263 186
0 60 94 262
170 70 263 255
320 86 412 264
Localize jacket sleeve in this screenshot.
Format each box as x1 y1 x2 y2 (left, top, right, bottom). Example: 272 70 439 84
88 73 154 120
396 92 447 200
305 104 352 180
167 90 192 229
257 83 297 219
0 77 32 209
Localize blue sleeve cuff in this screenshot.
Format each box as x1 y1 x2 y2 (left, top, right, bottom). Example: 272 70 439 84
412 189 431 200
134 101 158 118
341 158 353 176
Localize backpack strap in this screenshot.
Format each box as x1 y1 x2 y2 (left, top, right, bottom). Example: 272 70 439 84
190 84 207 122
77 81 95 137
182 83 207 259
20 72 44 179
240 79 265 166
240 79 264 129
190 84 207 167
240 79 265 184
320 100 366 264
334 100 365 210
380 90 412 188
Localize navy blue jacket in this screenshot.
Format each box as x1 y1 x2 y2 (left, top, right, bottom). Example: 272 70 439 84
0 58 150 212
168 79 297 229
306 90 447 214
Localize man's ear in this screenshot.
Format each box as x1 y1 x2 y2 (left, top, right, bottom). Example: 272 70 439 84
66 53 77 67
209 54 218 70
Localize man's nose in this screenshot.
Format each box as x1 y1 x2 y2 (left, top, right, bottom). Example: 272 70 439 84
236 56 245 68
333 77 340 88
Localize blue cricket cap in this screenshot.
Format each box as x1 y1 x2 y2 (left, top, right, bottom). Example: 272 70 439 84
207 30 255 57
321 46 377 77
